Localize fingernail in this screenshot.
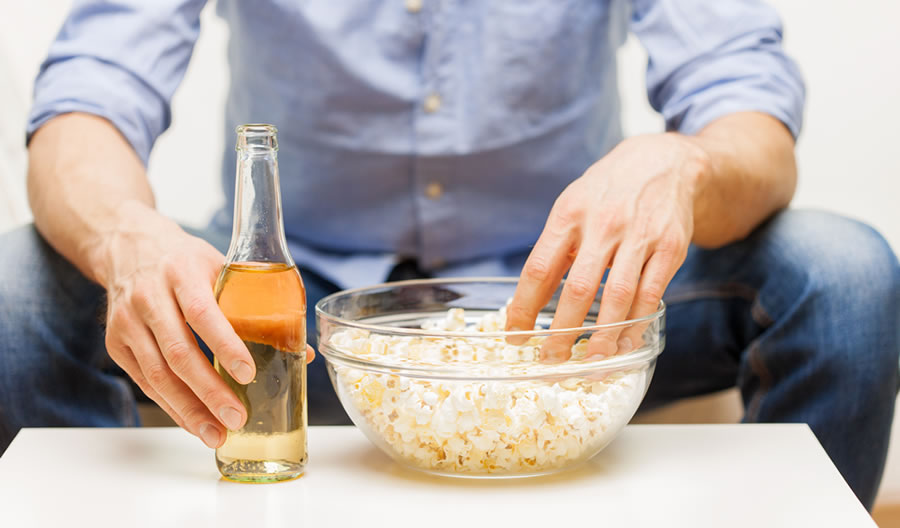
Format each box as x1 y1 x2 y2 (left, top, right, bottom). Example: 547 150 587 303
506 326 528 345
219 406 243 430
199 423 221 448
587 339 613 359
231 360 254 384
540 342 568 363
542 354 566 365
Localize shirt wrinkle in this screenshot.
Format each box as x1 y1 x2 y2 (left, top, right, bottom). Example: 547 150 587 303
28 0 805 289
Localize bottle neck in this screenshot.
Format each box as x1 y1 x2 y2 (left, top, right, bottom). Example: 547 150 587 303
226 127 293 266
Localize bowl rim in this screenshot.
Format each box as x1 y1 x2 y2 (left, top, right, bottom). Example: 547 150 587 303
319 341 663 379
315 276 665 339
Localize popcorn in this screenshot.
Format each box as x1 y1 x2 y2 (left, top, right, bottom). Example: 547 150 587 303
328 306 647 475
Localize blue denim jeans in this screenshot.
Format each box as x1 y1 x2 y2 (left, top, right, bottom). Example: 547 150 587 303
0 210 898 508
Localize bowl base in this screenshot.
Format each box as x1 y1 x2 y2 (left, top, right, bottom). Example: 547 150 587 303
394 457 590 480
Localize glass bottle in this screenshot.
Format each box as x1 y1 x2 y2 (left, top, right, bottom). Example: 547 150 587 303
213 124 307 483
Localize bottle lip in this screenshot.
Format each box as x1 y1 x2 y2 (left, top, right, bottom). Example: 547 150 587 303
236 123 277 135
235 124 278 152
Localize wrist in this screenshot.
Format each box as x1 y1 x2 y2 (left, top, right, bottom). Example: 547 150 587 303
668 133 714 204
83 199 158 289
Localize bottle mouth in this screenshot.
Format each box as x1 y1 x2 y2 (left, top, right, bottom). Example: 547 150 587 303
236 124 278 151
237 124 277 135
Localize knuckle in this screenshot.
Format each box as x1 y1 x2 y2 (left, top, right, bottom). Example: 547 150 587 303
550 196 582 229
658 232 687 256
637 284 664 307
107 304 134 331
144 363 171 389
183 296 212 324
523 257 553 283
552 210 580 233
551 190 575 214
599 210 625 233
104 331 118 352
197 386 228 411
565 276 596 301
129 285 154 313
162 341 194 373
106 346 127 369
589 208 624 235
179 404 209 429
604 279 634 306
161 255 182 281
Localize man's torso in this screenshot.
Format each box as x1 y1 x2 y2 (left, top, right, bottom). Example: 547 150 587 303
210 0 630 286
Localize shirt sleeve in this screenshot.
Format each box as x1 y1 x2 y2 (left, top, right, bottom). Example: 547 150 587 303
26 0 208 165
629 0 806 139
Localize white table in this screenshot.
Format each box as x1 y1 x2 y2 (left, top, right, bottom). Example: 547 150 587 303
0 425 874 527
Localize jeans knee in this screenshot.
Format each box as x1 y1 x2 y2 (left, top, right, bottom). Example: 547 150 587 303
762 210 900 376
765 210 899 304
1 225 49 327
0 224 106 389
0 223 104 317
0 224 46 284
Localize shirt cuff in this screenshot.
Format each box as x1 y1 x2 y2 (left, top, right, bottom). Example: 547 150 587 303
673 86 804 141
660 56 805 140
26 55 170 165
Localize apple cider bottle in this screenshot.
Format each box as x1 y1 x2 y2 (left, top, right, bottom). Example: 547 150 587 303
214 124 307 483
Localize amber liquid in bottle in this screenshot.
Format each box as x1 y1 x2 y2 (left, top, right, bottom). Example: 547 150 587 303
214 124 307 482
214 262 307 482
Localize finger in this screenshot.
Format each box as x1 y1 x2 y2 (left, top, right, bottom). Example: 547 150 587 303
127 322 226 448
616 249 681 353
587 241 647 358
306 344 315 364
111 347 188 430
141 292 248 433
506 227 578 344
171 274 255 384
106 331 187 430
541 243 614 361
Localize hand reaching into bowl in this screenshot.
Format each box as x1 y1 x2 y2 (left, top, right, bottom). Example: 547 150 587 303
506 133 699 361
506 113 799 361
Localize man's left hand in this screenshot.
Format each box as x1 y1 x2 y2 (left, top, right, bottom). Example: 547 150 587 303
505 133 710 360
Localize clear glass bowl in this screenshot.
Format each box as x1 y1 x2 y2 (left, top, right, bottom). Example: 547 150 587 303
316 278 665 478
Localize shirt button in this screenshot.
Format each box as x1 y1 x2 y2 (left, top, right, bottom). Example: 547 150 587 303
405 0 423 13
425 182 443 200
423 93 442 113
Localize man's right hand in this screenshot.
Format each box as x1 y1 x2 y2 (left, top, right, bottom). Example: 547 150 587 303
28 114 316 448
96 201 254 448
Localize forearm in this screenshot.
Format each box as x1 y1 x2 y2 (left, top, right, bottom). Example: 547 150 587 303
28 114 271 444
27 112 155 285
686 111 798 248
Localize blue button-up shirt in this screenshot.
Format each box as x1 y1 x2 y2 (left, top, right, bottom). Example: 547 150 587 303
28 0 804 289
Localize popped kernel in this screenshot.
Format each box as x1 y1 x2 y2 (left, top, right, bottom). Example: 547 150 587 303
329 306 647 475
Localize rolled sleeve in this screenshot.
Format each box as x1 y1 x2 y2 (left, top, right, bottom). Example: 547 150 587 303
630 0 806 139
26 0 207 164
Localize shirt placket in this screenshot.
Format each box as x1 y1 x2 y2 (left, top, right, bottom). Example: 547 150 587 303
411 0 458 270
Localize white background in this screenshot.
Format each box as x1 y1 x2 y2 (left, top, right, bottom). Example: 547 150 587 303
1 0 898 516
3 1 897 249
